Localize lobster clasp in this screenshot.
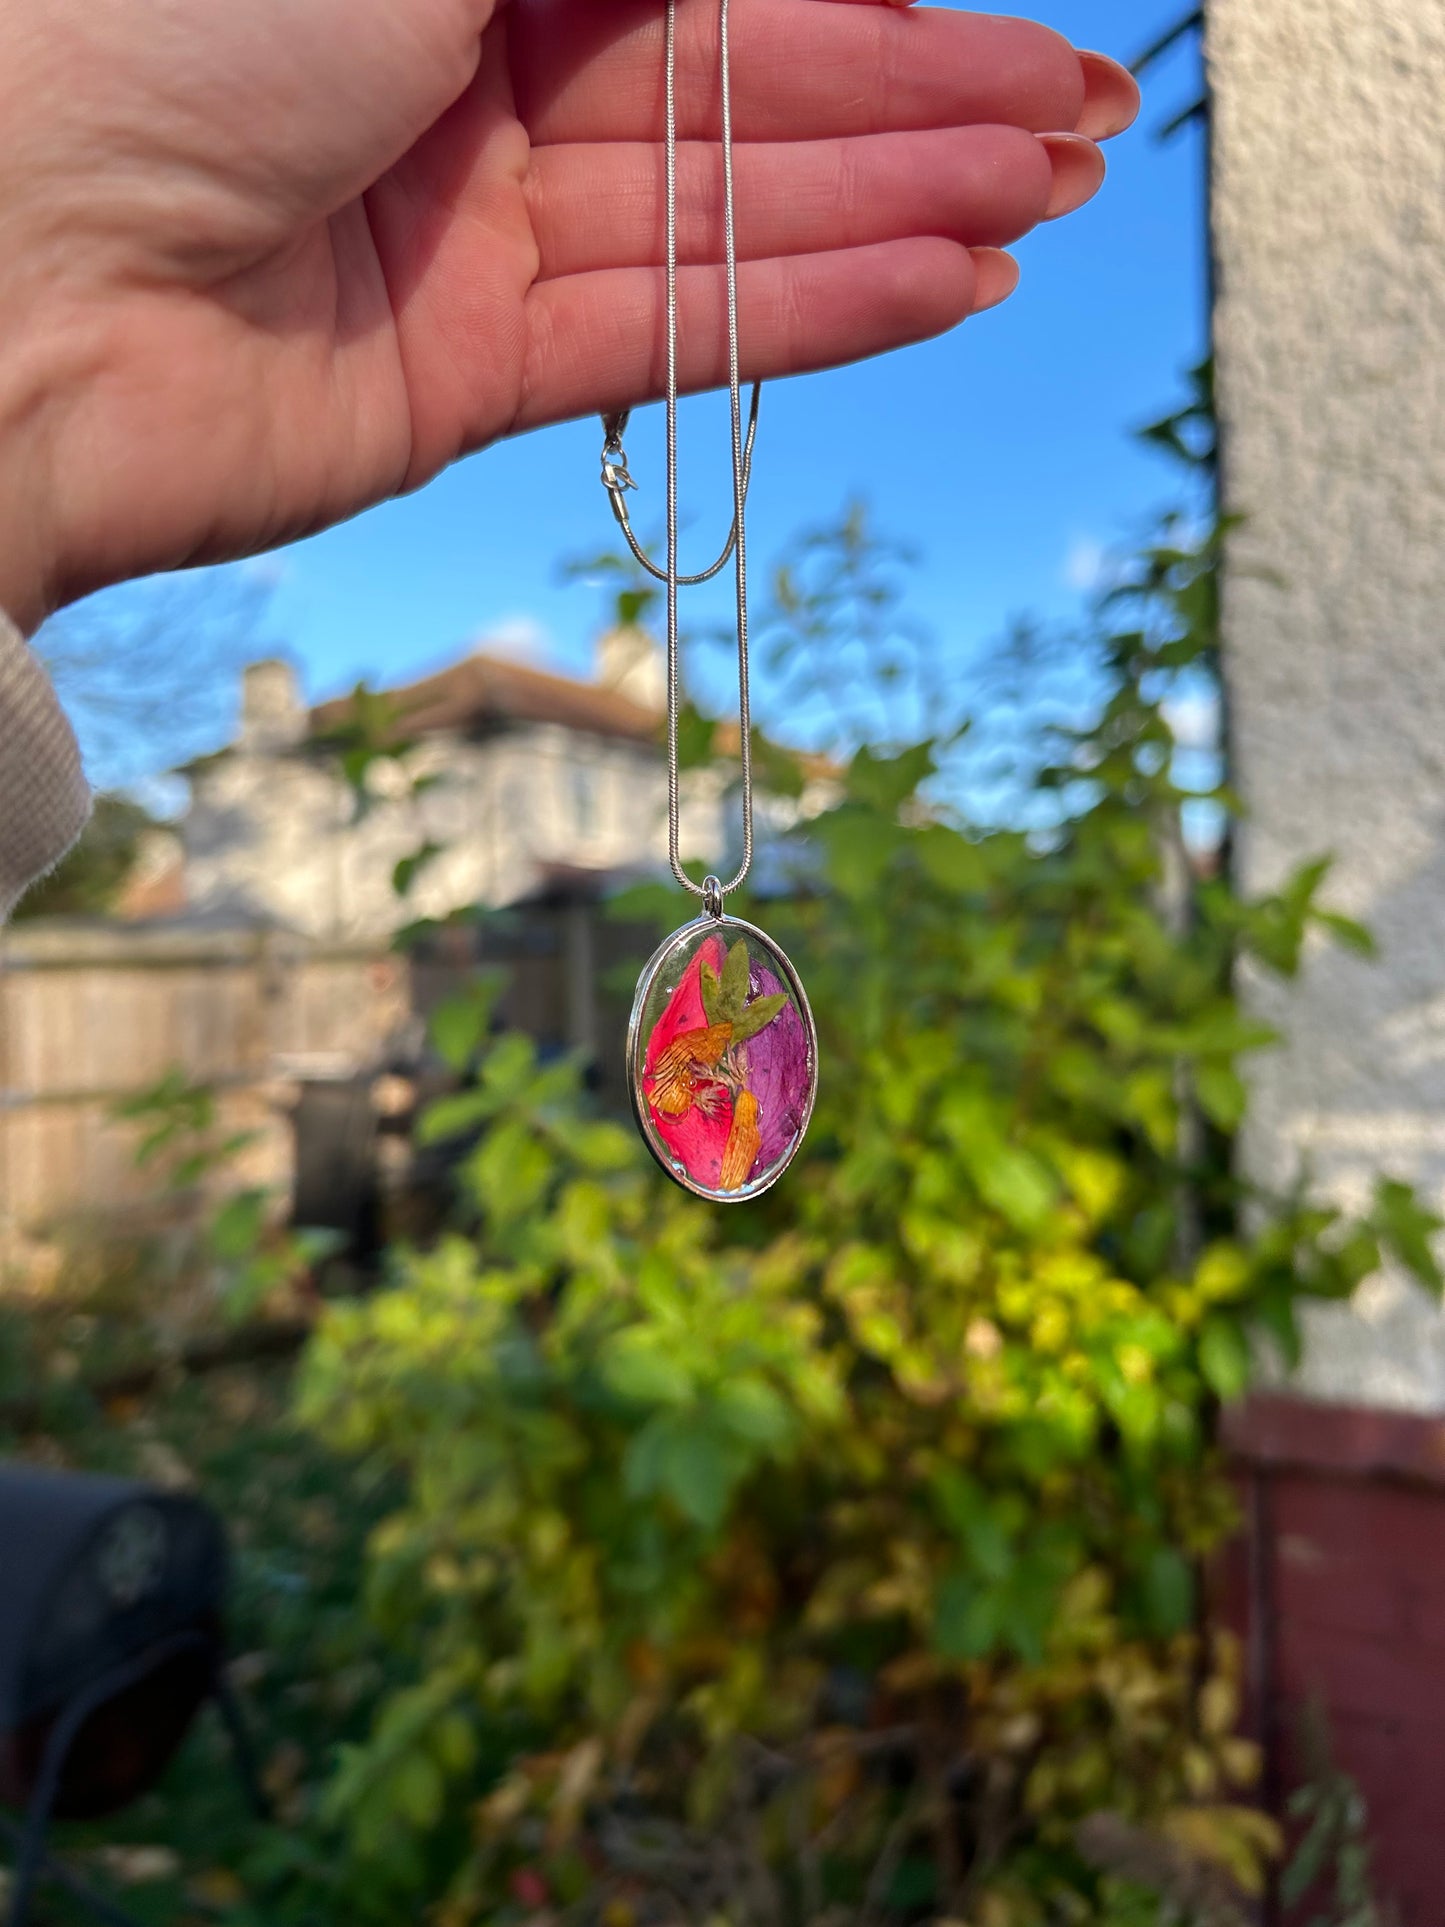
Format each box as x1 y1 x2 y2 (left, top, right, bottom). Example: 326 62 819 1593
600 412 637 497
601 446 637 496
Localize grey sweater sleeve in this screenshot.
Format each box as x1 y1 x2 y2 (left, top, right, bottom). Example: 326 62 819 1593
0 611 92 920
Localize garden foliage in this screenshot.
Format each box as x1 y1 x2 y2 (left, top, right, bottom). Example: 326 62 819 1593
295 382 1438 1926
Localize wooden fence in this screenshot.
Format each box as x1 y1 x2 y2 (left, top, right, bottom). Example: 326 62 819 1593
0 922 409 1268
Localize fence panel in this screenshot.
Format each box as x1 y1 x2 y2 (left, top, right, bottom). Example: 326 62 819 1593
0 925 406 1264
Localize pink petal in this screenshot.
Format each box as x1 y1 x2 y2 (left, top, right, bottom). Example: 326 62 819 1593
644 934 727 1078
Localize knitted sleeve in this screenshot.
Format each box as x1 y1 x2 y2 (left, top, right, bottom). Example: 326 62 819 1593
0 610 92 921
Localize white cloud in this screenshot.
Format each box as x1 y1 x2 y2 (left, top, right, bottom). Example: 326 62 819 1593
477 613 554 664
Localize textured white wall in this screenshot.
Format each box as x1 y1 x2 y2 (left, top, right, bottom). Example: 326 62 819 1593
1211 0 1445 1405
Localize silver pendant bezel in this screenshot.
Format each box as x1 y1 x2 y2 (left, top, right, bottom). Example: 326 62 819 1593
626 909 819 1203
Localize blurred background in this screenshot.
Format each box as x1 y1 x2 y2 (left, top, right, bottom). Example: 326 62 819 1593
3 1 1443 1924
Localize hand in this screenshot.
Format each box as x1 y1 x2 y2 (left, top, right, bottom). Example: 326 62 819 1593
0 0 1138 635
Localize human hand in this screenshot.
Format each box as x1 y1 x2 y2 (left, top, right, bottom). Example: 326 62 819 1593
0 0 1138 635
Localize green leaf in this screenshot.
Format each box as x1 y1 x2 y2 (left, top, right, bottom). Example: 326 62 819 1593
1317 911 1377 959
933 1568 1000 1661
601 1335 693 1407
1198 1316 1252 1401
661 1427 736 1529
847 743 936 814
718 940 751 1023
818 808 904 899
625 1414 738 1531
699 961 722 1025
392 840 445 899
675 702 718 772
1141 1546 1195 1635
971 1143 1056 1232
714 1377 791 1448
465 1120 552 1225
916 825 989 894
210 1190 269 1263
750 729 808 800
730 992 789 1047
393 1754 444 1830
1196 1061 1248 1131
430 976 505 1072
1252 1289 1303 1370
1373 1178 1445 1296
415 1089 499 1147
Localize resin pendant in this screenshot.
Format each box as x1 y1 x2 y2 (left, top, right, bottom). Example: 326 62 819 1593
627 910 818 1202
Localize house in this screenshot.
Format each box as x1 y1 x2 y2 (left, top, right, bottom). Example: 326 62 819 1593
178 627 816 940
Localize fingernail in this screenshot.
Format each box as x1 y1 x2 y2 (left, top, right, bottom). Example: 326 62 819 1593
1038 132 1107 221
969 248 1021 314
1077 49 1141 140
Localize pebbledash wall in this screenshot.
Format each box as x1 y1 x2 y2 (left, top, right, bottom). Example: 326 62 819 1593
1210 0 1445 1914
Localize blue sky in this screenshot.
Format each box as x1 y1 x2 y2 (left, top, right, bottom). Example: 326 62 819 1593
56 2 1208 783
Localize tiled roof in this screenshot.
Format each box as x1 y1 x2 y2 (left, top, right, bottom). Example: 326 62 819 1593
308 653 661 748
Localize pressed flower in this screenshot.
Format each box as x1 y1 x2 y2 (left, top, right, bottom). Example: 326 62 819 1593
642 937 735 1187
719 1089 762 1192
740 962 810 1172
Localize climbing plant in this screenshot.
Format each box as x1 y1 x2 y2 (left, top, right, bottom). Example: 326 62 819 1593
294 379 1438 1927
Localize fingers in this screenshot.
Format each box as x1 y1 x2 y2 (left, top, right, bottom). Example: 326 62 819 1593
524 124 1055 279
969 247 1020 313
1075 50 1140 141
1037 133 1106 222
514 0 1087 145
515 236 978 432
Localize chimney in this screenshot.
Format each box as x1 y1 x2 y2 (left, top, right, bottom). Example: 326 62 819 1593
239 659 306 752
596 626 665 712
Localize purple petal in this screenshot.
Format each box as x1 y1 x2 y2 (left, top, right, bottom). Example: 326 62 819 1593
740 963 812 1176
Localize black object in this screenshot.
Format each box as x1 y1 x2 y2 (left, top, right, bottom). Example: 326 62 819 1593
0 1463 262 1927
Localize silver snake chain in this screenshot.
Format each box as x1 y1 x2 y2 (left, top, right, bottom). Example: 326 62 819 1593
601 0 758 905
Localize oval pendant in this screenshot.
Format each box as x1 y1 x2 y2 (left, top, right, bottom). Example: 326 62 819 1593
627 912 818 1202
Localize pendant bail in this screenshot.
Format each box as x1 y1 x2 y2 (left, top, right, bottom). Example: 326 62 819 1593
702 875 725 921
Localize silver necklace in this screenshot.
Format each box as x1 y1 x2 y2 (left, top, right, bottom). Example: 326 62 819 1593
603 0 817 1202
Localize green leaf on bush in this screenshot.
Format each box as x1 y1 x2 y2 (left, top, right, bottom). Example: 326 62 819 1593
392 840 444 900
1374 1178 1445 1295
972 1143 1056 1232
1196 1061 1248 1131
601 1335 692 1407
210 1189 269 1263
430 976 505 1072
415 1089 498 1147
933 1568 1000 1661
916 824 989 893
1142 1546 1195 1635
714 1376 791 1447
847 742 936 814
1198 1316 1252 1401
625 1413 738 1531
1317 910 1377 959
466 1120 552 1225
817 807 904 898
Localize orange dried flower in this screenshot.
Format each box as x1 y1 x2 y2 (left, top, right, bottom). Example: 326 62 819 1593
649 1021 733 1116
719 1088 762 1191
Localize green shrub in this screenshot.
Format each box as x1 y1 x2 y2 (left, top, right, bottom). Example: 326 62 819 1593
297 394 1436 1926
